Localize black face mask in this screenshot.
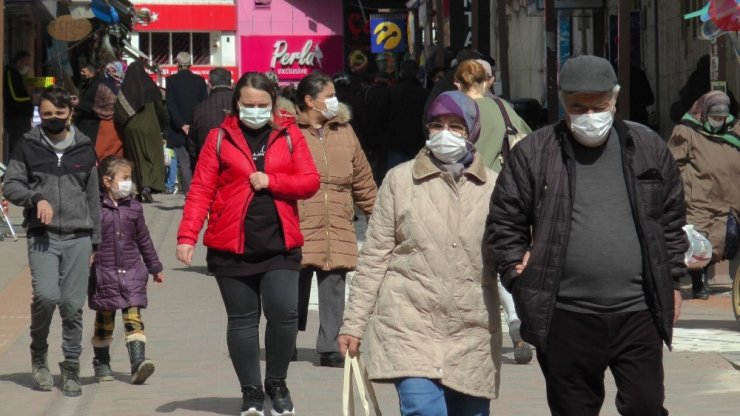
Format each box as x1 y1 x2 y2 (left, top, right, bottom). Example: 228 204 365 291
41 117 68 134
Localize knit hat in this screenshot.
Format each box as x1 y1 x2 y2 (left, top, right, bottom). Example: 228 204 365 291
476 59 493 78
558 55 618 93
426 91 481 143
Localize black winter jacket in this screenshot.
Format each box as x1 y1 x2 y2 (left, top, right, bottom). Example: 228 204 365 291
3 127 101 244
485 119 688 351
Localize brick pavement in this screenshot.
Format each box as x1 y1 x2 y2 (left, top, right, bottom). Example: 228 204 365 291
0 196 739 415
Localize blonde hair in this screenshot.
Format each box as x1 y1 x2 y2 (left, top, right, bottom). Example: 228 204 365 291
454 60 488 92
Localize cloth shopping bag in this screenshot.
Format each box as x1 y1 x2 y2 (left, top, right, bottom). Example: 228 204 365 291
342 353 382 416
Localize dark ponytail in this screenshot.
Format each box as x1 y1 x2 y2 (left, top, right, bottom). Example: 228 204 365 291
294 72 333 112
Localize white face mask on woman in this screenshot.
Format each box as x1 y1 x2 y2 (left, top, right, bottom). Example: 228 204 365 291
426 130 469 163
569 109 615 147
316 97 339 119
112 180 133 199
239 106 272 129
707 118 725 132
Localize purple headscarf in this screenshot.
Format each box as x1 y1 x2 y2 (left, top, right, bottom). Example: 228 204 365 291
426 91 481 144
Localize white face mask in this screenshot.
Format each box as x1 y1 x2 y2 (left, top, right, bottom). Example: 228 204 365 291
112 180 133 199
707 118 725 132
569 109 614 147
19 66 31 76
426 130 470 163
316 97 339 119
239 106 272 129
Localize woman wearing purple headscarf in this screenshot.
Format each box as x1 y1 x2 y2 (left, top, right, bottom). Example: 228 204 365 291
339 91 502 415
668 91 740 300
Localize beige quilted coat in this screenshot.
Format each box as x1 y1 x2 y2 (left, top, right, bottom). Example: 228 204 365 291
340 148 502 399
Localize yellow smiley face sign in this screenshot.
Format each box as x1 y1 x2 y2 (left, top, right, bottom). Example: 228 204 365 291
373 21 402 51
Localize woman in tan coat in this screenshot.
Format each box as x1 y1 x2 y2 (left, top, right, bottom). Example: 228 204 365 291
668 91 740 299
290 72 377 367
339 91 501 415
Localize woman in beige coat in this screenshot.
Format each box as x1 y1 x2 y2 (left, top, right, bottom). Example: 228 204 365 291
339 91 501 415
290 73 377 368
668 91 740 299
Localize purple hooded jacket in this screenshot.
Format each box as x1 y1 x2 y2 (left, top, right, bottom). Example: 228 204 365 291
89 193 163 311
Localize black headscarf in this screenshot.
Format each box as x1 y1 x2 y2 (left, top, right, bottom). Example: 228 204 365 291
117 61 161 123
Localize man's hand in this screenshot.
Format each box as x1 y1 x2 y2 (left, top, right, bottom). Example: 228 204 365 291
182 124 190 135
673 289 682 325
249 172 270 191
338 334 361 358
36 200 53 224
89 252 96 267
176 244 195 266
1 198 8 215
515 251 531 275
153 272 165 284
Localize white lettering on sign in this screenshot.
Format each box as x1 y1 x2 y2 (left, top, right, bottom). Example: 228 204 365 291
270 40 324 69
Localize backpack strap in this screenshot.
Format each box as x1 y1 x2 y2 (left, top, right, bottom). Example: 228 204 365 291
491 97 519 135
215 128 225 163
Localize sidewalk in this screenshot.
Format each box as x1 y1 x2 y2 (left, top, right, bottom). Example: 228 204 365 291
0 196 738 415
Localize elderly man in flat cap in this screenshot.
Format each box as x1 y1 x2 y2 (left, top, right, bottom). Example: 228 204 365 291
484 55 688 416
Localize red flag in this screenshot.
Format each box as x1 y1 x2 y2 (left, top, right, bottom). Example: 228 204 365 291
709 0 740 31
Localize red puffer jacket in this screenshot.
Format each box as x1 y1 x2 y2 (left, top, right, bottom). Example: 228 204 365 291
177 112 319 254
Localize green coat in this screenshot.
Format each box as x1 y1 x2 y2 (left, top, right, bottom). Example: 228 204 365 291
115 100 168 192
474 97 532 173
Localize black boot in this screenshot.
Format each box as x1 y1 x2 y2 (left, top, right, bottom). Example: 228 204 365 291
691 269 710 300
126 340 155 384
93 347 113 382
59 361 82 397
30 347 53 391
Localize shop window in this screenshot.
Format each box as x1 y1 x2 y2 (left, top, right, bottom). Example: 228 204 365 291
137 32 212 66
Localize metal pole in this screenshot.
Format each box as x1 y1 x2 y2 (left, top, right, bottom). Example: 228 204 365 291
435 0 445 67
497 0 511 99
617 0 631 119
545 0 558 122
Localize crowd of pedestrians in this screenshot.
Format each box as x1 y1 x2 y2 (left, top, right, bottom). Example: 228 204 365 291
1 48 738 416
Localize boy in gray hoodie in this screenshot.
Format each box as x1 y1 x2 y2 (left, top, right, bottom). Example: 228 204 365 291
3 86 101 397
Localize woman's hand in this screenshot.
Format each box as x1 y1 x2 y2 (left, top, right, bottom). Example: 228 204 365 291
249 172 270 191
338 334 361 358
36 200 53 224
515 251 530 275
176 244 195 266
153 272 165 284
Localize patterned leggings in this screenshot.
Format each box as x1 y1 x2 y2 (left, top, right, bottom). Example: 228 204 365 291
92 307 145 347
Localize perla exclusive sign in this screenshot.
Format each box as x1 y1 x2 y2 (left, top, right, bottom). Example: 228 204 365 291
242 36 344 81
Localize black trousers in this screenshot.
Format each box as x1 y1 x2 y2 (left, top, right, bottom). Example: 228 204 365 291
215 270 298 389
537 308 667 416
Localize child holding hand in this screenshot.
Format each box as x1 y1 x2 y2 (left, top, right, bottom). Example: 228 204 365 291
89 156 164 384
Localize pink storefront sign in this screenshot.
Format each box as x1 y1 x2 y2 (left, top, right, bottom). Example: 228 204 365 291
241 35 344 81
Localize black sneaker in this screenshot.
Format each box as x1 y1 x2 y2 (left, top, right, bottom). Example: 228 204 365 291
265 378 295 416
241 385 265 416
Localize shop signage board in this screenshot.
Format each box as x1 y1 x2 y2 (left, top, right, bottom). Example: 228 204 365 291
241 35 344 81
369 16 407 53
133 4 236 31
157 66 239 81
48 15 93 42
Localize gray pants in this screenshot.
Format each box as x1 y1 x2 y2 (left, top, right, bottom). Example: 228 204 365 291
174 145 192 193
298 269 346 353
28 234 92 362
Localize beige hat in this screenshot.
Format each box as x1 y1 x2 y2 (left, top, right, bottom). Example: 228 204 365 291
476 59 493 78
176 51 192 67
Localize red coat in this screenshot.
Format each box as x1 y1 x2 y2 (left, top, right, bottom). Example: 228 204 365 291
177 112 319 254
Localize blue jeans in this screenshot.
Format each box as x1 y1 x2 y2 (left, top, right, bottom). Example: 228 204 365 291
165 148 177 191
394 378 490 416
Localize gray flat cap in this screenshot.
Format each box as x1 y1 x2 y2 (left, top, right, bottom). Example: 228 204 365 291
558 55 618 93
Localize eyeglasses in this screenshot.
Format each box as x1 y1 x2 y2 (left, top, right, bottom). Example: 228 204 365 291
426 121 468 137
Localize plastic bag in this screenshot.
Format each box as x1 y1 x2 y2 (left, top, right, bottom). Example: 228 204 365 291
164 146 175 167
683 224 712 269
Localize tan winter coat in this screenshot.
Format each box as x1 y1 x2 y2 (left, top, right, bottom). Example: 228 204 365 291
668 122 740 260
288 101 377 271
340 149 502 399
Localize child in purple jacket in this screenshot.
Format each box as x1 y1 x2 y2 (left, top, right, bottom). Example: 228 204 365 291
89 156 164 384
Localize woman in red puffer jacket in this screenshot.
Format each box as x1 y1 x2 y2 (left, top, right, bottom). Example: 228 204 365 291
176 72 319 416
